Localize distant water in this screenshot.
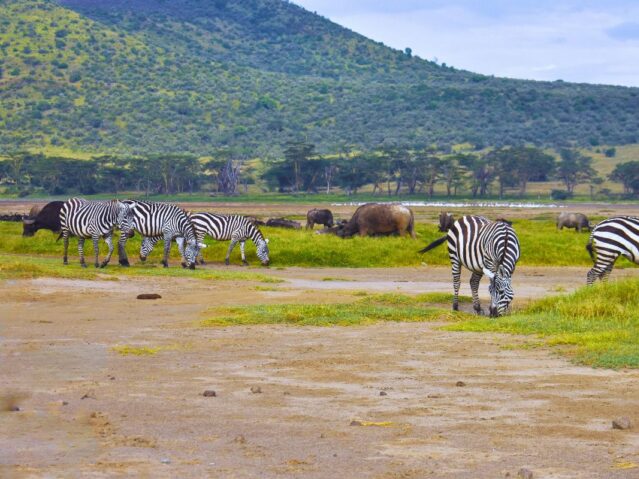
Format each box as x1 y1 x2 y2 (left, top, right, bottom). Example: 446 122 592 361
331 201 561 208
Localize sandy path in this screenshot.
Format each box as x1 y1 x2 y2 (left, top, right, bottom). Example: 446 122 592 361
2 267 639 478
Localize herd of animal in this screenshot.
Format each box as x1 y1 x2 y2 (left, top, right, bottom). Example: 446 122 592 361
18 199 639 317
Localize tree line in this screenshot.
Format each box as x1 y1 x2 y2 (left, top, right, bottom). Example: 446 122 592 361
1 144 637 199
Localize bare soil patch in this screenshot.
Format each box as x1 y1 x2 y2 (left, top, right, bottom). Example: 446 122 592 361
2 266 639 478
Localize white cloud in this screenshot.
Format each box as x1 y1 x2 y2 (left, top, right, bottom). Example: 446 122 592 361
293 1 639 86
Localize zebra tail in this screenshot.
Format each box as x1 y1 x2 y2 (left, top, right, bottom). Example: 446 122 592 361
586 241 595 262
56 232 63 242
418 235 447 254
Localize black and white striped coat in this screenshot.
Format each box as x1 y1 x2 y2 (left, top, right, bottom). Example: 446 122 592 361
177 213 270 266
420 215 520 316
59 198 133 268
123 200 201 269
586 216 639 284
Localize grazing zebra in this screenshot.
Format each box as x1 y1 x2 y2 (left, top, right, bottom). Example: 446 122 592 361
419 215 520 317
176 213 270 266
586 216 639 285
123 200 203 269
59 198 133 268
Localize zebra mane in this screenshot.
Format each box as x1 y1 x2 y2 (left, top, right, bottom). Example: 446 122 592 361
497 222 510 269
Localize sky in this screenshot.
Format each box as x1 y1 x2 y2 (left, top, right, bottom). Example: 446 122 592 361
293 0 639 87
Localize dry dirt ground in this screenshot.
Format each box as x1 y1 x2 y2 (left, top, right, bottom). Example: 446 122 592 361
2 265 639 478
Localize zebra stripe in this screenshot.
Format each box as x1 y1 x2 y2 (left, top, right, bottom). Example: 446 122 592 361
586 216 639 285
421 215 520 316
177 213 270 266
60 198 133 268
123 200 200 268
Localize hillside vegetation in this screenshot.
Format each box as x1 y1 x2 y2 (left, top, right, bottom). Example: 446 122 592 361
1 0 638 155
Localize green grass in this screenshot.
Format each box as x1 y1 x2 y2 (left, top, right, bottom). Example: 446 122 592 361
3 218 637 268
446 278 639 368
200 293 460 327
0 253 281 283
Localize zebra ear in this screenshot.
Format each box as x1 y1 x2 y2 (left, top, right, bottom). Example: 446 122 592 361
482 267 495 279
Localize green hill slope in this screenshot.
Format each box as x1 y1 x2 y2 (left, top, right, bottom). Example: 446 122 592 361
1 0 638 155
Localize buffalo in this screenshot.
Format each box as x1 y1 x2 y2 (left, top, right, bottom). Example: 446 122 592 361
557 212 590 232
306 208 334 229
22 201 65 237
337 203 415 238
266 218 302 229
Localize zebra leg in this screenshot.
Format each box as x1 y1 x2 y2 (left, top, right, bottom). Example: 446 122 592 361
240 241 248 266
587 253 617 285
225 240 238 265
451 259 461 311
162 234 172 268
92 235 101 268
118 231 130 266
470 272 484 315
78 238 87 268
101 234 114 268
63 231 69 265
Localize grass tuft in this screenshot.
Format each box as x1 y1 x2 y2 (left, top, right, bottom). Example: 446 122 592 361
200 293 462 327
446 278 639 368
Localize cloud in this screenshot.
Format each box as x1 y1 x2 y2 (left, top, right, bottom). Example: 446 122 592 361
293 0 639 87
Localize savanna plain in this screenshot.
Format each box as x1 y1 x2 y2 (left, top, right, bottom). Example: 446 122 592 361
2 201 639 478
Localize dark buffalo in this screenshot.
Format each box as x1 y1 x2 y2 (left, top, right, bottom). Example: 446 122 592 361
337 203 415 238
438 212 455 232
557 212 590 232
266 218 302 229
22 201 65 237
306 208 334 229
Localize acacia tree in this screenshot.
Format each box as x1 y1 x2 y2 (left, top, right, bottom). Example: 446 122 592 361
556 149 596 194
459 153 494 197
610 161 639 196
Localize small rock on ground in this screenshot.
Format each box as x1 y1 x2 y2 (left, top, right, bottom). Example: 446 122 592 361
518 468 533 479
137 293 162 300
612 417 632 430
250 386 262 394
456 381 466 387
203 390 217 397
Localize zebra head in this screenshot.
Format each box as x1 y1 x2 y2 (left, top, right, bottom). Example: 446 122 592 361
256 238 270 266
116 202 135 238
182 239 201 269
487 266 514 317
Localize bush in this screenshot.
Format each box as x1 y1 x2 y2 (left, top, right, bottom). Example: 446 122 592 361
550 189 572 200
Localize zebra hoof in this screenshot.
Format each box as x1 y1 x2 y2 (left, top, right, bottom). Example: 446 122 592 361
161 261 169 268
100 262 108 269
188 263 195 270
139 255 146 262
242 260 249 266
81 263 87 269
63 261 68 266
199 260 206 265
181 262 187 269
119 259 130 267
224 259 230 266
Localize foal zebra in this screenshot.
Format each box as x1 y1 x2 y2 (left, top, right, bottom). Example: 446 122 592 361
420 215 520 317
60 198 133 268
586 216 639 285
123 200 202 269
176 213 270 266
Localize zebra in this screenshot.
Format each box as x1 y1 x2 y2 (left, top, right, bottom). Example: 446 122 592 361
419 215 520 317
586 216 639 285
176 213 270 266
123 200 203 269
59 198 134 268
